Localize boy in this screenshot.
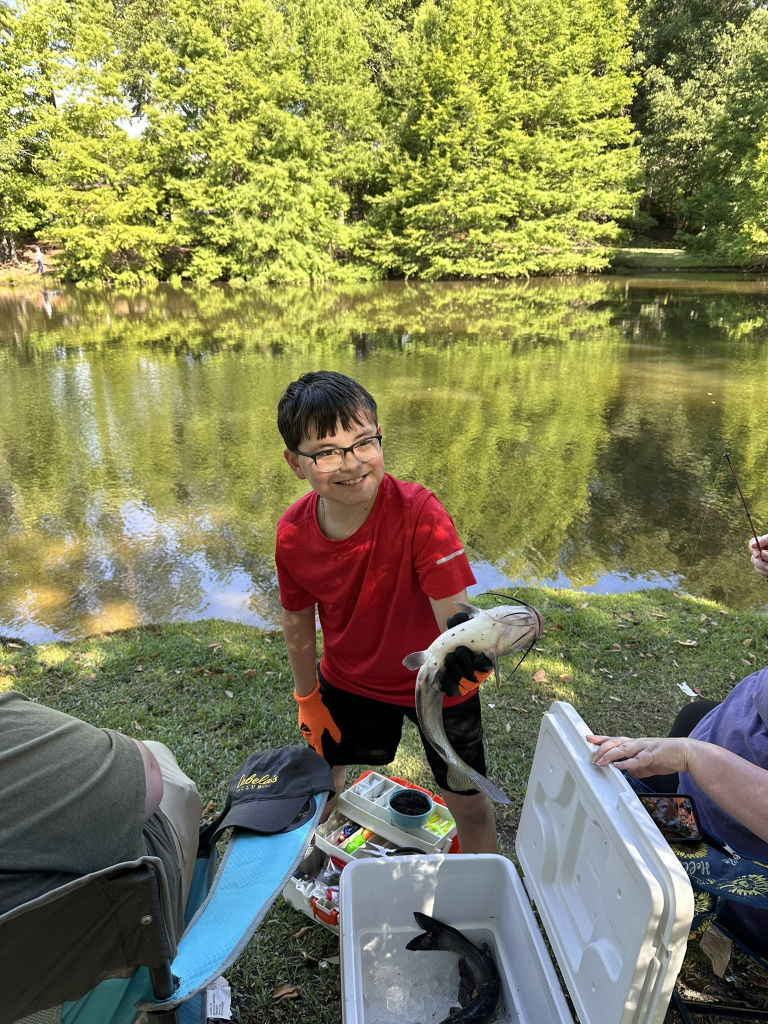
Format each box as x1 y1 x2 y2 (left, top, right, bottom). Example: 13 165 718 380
275 370 497 853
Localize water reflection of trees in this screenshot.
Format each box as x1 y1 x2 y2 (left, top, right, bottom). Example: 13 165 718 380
1 278 767 639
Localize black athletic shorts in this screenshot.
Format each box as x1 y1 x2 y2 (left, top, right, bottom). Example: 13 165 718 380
316 670 488 795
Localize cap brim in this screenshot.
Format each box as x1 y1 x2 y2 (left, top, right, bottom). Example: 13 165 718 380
216 794 316 836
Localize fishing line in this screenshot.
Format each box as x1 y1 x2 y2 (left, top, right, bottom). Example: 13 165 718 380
686 453 726 578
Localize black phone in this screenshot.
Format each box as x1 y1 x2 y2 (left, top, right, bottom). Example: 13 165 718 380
637 793 702 843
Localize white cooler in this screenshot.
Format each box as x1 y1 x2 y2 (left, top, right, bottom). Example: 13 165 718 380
339 701 694 1024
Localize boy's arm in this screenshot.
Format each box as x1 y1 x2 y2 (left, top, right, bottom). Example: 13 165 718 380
282 605 317 696
282 605 341 753
429 590 470 632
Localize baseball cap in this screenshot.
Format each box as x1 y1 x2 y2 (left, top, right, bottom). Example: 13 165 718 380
203 746 335 845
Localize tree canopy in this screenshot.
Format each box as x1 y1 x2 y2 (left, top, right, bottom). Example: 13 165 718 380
1 0 639 281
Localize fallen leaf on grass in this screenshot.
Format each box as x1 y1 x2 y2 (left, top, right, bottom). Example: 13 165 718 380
224 689 233 698
743 638 753 647
609 696 622 702
133 720 142 731
742 659 753 666
243 669 257 677
203 800 216 815
6 642 23 648
320 956 339 967
532 669 549 683
221 637 231 643
291 926 313 940
650 612 668 619
272 984 298 1003
699 614 709 622
611 643 622 650
579 602 589 608
548 623 563 631
207 642 222 652
559 673 573 682
730 673 736 681
676 640 698 647
510 707 530 715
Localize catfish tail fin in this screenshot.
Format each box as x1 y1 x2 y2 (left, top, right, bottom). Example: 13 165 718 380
445 764 512 806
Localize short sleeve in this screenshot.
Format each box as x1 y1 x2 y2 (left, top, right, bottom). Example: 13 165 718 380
412 496 476 599
276 527 317 611
0 693 146 877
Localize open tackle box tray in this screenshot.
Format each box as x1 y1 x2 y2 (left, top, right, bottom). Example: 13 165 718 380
282 771 459 932
340 702 695 1024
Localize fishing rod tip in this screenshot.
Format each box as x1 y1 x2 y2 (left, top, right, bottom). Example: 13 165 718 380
722 451 731 460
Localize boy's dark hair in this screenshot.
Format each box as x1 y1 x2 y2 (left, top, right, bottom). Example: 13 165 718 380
277 371 378 451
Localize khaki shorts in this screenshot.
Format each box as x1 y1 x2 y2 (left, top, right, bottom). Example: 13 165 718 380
142 741 203 903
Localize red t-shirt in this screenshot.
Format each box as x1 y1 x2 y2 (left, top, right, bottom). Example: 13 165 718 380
275 473 476 706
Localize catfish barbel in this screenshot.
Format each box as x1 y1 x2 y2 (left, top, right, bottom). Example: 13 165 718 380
403 601 543 804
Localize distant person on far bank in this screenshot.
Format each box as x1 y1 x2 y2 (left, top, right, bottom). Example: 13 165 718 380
34 246 44 274
750 533 768 579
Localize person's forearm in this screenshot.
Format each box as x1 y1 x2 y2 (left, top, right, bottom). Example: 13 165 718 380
282 605 318 696
685 738 768 844
429 590 469 633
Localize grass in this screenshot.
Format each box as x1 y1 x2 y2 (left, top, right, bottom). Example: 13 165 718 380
3 585 768 1023
610 245 720 271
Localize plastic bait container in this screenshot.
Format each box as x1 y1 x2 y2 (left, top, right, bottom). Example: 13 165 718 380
339 701 694 1024
282 772 458 933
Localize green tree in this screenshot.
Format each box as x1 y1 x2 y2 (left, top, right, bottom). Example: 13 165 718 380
363 0 639 278
677 10 768 263
0 0 65 248
629 0 758 224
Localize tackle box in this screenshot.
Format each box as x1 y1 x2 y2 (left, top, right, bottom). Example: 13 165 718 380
340 702 695 1024
282 772 459 932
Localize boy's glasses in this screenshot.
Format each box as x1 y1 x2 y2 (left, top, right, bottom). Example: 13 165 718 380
293 434 383 473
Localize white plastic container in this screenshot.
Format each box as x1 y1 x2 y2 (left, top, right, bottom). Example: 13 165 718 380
339 702 695 1024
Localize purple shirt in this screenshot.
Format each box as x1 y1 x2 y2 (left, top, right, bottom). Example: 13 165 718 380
678 666 768 859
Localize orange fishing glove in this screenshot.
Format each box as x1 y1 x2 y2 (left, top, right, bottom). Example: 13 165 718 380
438 612 494 697
294 678 342 755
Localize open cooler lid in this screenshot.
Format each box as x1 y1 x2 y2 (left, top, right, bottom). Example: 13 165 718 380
516 702 694 1024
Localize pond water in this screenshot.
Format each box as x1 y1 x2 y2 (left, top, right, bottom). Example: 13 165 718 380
1 276 767 643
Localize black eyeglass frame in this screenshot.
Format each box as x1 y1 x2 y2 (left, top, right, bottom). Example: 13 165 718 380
292 432 383 471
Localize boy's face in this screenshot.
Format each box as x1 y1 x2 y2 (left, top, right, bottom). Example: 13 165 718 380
284 415 384 508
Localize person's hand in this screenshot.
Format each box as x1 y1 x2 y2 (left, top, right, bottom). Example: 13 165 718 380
586 734 692 778
294 679 341 755
438 612 494 697
749 534 768 579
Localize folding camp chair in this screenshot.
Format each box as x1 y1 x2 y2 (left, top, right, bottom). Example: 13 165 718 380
3 792 327 1024
625 778 768 1023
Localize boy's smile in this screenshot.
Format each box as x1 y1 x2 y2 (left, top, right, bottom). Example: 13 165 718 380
284 416 385 523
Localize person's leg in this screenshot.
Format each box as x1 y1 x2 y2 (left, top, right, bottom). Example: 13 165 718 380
438 789 496 854
315 674 405 820
643 700 721 793
411 694 497 854
142 741 203 903
669 700 719 737
322 764 348 822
